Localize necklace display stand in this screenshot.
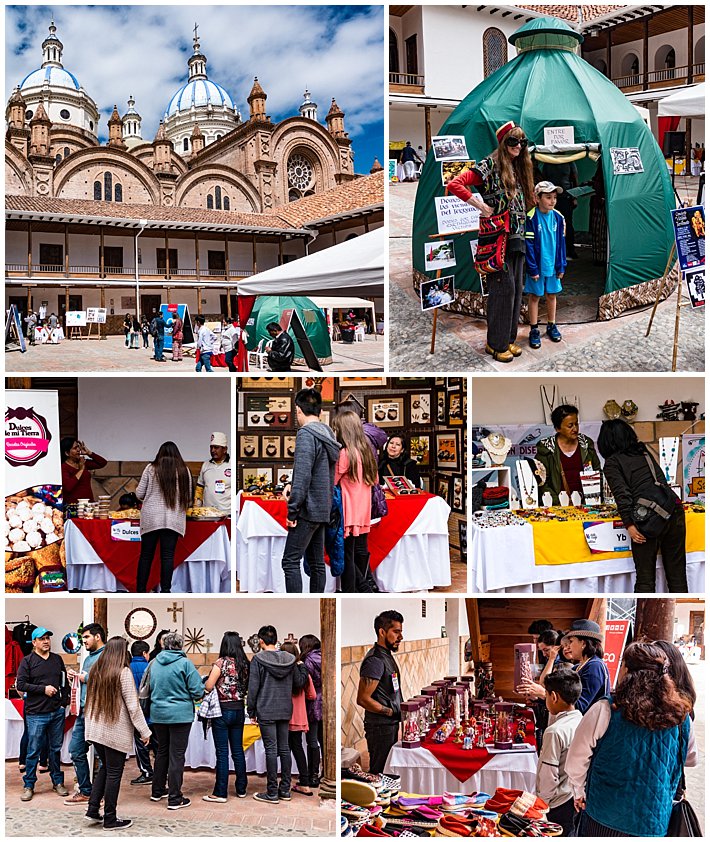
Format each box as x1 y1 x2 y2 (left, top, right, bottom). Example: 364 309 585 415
515 460 538 509
659 436 680 485
541 492 553 507
558 491 570 507
481 432 512 467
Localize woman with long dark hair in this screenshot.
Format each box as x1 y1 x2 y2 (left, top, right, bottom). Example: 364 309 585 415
299 634 323 787
654 639 696 713
202 632 250 803
597 419 687 593
447 122 535 362
377 434 421 488
60 437 107 506
560 621 610 714
84 636 151 831
567 642 696 837
332 410 379 593
149 629 170 661
135 441 192 593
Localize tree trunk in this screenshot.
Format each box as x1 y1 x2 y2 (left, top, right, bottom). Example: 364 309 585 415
320 597 337 795
94 598 108 633
635 599 676 642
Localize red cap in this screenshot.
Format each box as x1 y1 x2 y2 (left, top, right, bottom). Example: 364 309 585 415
496 121 516 143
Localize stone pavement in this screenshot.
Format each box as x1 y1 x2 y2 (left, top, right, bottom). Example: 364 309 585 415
389 181 705 373
5 763 336 837
5 333 384 374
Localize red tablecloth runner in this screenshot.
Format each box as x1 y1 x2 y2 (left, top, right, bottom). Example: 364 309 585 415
71 519 230 592
9 697 76 732
241 493 432 570
420 720 536 783
195 349 229 368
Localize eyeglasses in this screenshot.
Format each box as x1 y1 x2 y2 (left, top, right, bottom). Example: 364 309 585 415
505 136 528 149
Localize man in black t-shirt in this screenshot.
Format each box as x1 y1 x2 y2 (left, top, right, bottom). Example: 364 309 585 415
356 610 404 773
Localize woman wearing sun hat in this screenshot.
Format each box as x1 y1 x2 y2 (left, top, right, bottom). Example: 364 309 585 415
447 121 535 363
560 620 610 714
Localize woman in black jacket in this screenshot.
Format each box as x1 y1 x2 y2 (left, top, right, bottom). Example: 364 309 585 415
378 435 422 488
597 419 687 593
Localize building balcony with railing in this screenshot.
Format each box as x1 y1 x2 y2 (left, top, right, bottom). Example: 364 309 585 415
5 261 256 281
612 62 705 93
389 71 426 95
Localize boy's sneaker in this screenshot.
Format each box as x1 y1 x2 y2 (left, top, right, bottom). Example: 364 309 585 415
130 774 153 786
104 819 133 831
84 812 103 825
150 792 169 802
546 323 562 342
253 792 279 804
528 326 541 349
279 791 292 801
167 797 191 810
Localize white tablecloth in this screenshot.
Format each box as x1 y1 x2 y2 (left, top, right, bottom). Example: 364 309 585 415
34 326 64 344
236 496 451 593
472 522 705 593
5 699 73 763
64 520 231 593
385 742 537 795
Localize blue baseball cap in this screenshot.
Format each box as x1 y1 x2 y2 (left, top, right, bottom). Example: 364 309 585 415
31 627 53 640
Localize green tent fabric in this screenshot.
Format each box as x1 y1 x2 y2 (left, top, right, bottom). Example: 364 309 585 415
245 295 333 365
412 16 677 319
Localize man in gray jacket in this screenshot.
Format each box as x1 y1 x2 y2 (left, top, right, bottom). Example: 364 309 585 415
281 388 340 593
248 625 307 804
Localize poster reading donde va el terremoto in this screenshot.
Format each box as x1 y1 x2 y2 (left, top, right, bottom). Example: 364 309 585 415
5 390 66 592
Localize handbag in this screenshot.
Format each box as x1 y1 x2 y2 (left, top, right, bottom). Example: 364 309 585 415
667 723 701 836
632 452 678 539
474 210 510 274
371 482 389 519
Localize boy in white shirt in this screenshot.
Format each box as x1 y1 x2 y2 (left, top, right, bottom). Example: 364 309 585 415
536 668 583 835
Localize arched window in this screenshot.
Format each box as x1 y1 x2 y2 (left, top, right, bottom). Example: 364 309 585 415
54 153 62 165
183 137 189 152
94 181 102 200
215 185 222 210
288 189 301 202
389 29 400 74
207 195 214 209
115 183 123 202
483 28 507 78
63 147 70 158
104 172 113 202
287 152 315 201
223 196 230 211
665 48 676 69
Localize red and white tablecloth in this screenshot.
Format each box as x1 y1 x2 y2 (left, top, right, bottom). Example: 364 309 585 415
64 519 231 593
236 492 451 592
5 699 74 764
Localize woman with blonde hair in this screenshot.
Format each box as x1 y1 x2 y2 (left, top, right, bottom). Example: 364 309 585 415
84 636 152 831
331 410 378 592
447 122 535 363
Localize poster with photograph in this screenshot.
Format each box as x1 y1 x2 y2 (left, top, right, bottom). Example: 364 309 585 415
441 160 476 186
609 147 643 175
432 135 469 161
458 520 468 562
421 275 456 311
424 240 456 271
367 398 404 429
435 196 480 235
684 269 705 308
672 206 705 271
409 434 431 467
409 393 432 425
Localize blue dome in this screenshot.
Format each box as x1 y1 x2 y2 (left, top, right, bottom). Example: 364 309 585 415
20 65 81 91
165 78 235 118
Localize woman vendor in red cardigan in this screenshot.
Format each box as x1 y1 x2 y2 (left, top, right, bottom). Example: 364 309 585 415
61 437 107 506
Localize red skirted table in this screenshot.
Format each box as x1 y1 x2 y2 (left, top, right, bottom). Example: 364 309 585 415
5 699 75 763
236 492 451 592
64 518 231 592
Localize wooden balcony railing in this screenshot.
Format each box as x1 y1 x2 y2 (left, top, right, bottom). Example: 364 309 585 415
612 64 705 90
6 263 255 280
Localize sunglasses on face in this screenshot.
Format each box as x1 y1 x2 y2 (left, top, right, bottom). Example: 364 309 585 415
505 136 528 148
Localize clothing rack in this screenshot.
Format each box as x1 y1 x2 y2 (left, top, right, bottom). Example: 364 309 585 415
5 615 31 625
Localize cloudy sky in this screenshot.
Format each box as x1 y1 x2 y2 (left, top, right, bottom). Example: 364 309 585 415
6 5 384 172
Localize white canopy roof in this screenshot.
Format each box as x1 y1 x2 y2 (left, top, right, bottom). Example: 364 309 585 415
237 229 384 295
658 83 705 118
309 295 374 310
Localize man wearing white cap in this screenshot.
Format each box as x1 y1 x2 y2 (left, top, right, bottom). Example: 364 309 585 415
194 432 231 514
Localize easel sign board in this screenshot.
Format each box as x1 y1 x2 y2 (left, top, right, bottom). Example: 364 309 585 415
388 159 397 182
86 308 107 324
160 303 194 349
280 308 323 372
421 275 456 311
66 310 87 327
5 305 27 352
671 205 705 271
684 268 705 308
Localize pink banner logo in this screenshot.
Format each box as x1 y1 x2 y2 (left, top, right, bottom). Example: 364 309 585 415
5 407 53 467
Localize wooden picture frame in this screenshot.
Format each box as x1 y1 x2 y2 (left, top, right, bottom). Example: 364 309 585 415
394 376 432 388
367 397 405 429
435 430 460 471
241 377 294 389
446 377 463 390
283 435 297 459
244 394 293 428
408 391 433 425
446 389 463 427
435 473 452 505
409 433 431 468
239 434 259 460
240 464 273 490
451 475 465 513
338 377 388 387
435 388 447 424
304 377 335 403
273 466 293 487
261 435 282 460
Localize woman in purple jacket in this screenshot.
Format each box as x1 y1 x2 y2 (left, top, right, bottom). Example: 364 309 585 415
299 634 323 788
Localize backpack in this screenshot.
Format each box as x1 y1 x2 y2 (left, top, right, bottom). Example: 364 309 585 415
150 318 160 338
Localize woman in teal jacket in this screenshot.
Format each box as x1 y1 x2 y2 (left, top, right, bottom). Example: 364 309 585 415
148 632 204 810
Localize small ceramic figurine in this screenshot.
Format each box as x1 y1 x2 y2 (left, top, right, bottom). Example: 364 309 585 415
463 735 473 750
434 728 446 743
514 720 527 744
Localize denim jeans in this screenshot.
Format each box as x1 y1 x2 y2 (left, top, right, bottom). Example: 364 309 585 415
281 518 326 593
129 332 140 349
225 350 236 372
88 742 126 826
153 336 164 360
196 351 213 372
211 706 247 797
23 708 65 789
69 711 92 795
152 722 192 806
136 528 179 592
259 720 291 798
19 720 48 767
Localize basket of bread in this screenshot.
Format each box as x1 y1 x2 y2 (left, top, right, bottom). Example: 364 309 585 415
186 506 226 521
5 490 66 593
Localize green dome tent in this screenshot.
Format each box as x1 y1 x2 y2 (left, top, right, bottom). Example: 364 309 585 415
412 16 678 321
245 295 333 365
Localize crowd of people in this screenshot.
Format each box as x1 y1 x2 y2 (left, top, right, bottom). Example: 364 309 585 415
60 431 231 592
14 623 324 830
279 388 426 594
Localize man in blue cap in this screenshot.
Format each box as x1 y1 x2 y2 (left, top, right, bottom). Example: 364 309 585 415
15 627 70 801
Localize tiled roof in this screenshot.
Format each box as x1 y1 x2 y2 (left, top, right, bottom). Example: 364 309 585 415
517 5 627 23
272 172 384 227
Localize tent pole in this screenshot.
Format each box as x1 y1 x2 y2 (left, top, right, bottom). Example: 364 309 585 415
645 244 676 336
671 268 684 372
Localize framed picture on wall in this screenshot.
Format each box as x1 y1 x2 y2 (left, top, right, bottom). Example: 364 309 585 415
435 388 447 424
446 389 463 426
409 433 431 467
283 435 297 459
242 377 294 390
339 377 388 387
245 394 293 428
451 475 464 513
394 376 431 388
274 466 293 487
367 397 405 429
408 391 432 425
320 409 331 427
241 465 273 490
303 376 335 403
239 435 259 460
435 431 460 471
261 435 282 459
446 377 462 390
435 473 452 505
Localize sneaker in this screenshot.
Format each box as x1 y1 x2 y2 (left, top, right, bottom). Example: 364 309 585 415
84 812 103 825
65 792 91 805
529 326 541 349
167 797 191 810
39 765 49 773
20 788 33 802
104 819 133 831
130 774 153 786
236 791 248 799
279 791 292 801
202 794 228 803
253 792 279 804
53 783 69 797
546 323 562 342
150 792 169 802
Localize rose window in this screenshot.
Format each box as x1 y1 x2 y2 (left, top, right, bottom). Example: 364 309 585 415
287 154 314 191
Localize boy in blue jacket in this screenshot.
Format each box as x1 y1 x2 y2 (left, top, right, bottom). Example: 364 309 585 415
524 181 567 348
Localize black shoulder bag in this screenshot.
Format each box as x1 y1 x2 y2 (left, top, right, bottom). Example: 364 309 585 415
666 723 701 836
632 452 679 539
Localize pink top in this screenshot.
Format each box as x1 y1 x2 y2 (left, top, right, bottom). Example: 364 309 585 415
290 673 316 732
336 449 372 537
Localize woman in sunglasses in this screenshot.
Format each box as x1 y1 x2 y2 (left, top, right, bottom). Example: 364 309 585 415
447 121 535 363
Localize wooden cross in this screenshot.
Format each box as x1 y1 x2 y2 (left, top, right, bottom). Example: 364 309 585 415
285 633 297 644
204 638 213 654
167 601 183 623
